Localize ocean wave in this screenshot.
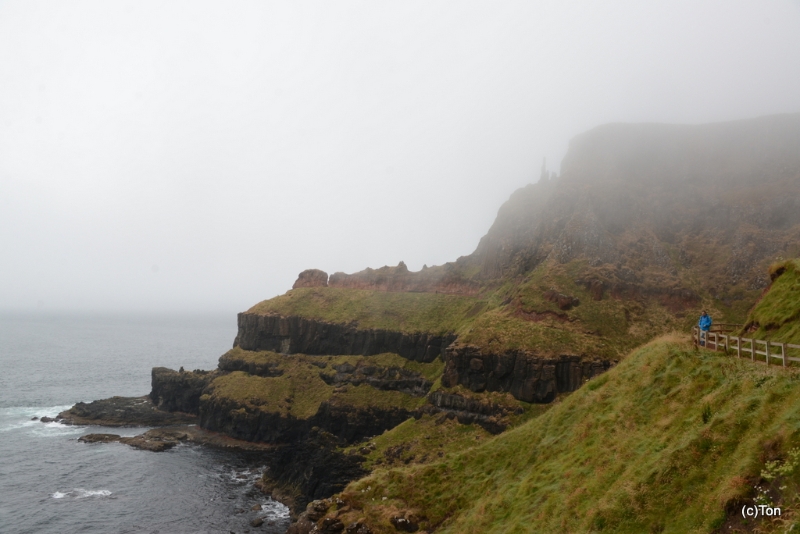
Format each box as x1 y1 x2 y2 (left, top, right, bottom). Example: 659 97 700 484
258 499 291 520
52 488 113 499
0 405 75 433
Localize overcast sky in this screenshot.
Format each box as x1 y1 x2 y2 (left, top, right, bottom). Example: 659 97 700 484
2 1 800 315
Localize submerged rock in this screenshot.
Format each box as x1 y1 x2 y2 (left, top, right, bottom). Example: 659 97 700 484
79 433 121 443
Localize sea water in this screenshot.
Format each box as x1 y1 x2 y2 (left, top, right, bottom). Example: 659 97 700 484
0 311 291 534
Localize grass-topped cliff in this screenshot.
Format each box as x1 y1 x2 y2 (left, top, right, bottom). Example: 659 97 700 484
315 334 800 533
246 258 686 360
243 259 714 362
742 259 800 342
247 287 483 336
203 348 442 426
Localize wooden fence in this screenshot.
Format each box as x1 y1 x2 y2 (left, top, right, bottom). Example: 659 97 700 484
692 325 800 367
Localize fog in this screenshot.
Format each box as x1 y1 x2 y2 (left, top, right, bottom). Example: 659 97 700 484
2 1 799 315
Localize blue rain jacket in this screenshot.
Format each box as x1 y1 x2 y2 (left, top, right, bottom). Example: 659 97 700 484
698 314 712 331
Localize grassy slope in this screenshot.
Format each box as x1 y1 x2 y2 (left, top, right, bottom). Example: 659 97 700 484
344 393 553 472
204 348 443 418
346 415 493 472
744 259 800 343
247 287 484 335
247 257 697 358
333 335 800 533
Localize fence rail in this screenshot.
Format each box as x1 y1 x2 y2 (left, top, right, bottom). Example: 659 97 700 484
692 326 800 367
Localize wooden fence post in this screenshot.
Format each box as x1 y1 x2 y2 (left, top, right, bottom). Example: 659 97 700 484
780 343 786 367
766 341 770 366
736 337 741 358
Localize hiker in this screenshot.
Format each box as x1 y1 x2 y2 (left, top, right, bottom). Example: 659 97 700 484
698 310 712 346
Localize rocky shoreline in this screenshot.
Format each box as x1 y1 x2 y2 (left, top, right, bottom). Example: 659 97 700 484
78 425 276 452
57 395 197 426
56 313 614 532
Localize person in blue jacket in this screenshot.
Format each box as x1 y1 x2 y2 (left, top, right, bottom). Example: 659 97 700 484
698 310 712 346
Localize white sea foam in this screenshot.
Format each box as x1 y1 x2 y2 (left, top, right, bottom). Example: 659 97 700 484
51 488 112 499
260 498 291 520
0 405 75 433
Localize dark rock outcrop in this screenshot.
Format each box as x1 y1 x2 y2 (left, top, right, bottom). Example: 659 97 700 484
320 362 431 397
261 430 369 515
78 433 121 443
426 390 523 434
234 313 456 363
199 395 416 445
288 498 374 534
150 367 219 414
58 396 197 426
79 426 277 452
442 345 612 403
293 269 329 289
218 352 284 377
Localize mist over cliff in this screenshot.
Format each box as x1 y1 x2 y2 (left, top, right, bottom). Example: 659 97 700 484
467 113 800 300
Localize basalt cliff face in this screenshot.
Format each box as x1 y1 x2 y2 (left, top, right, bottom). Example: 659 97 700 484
233 313 456 363
442 346 612 403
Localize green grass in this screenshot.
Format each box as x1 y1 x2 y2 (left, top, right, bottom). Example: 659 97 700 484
247 263 681 358
328 335 800 533
322 353 445 383
346 414 493 471
204 348 444 419
332 384 428 412
247 287 484 335
456 260 685 358
743 259 800 343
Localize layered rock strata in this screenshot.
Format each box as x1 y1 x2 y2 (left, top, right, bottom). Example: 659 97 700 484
198 395 417 445
234 313 456 363
217 351 285 377
425 390 523 434
442 345 613 403
320 362 432 397
149 367 219 413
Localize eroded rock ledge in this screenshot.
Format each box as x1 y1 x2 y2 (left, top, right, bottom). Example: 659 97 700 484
442 345 614 403
150 367 219 413
320 362 432 397
425 390 523 434
58 395 197 426
234 313 456 363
